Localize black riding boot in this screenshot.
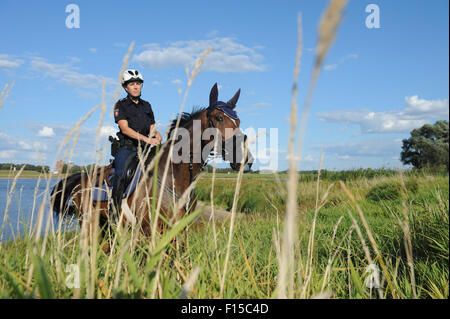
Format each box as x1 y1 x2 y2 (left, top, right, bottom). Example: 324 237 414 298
110 175 124 221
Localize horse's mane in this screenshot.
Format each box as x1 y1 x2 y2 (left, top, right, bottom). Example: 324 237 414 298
166 106 207 139
139 106 207 167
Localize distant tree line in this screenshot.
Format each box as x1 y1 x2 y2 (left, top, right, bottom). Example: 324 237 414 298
0 163 50 173
204 165 234 174
0 162 99 174
203 165 259 174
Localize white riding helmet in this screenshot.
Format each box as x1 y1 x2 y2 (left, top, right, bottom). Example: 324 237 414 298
121 69 144 86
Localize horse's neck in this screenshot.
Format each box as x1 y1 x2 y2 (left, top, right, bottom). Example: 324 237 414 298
164 119 206 188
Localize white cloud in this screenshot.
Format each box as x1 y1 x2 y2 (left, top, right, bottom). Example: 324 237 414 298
0 150 17 159
247 112 262 117
238 102 271 115
403 95 449 118
314 139 403 158
65 73 114 88
251 102 271 108
29 57 70 77
73 89 101 100
324 64 338 71
18 140 48 151
29 56 115 88
324 53 358 72
89 48 97 53
1 125 102 165
317 95 449 133
0 131 47 162
303 154 316 162
340 53 358 62
206 30 220 38
283 154 317 163
318 109 427 133
38 126 55 137
0 54 24 70
171 79 182 85
133 37 265 73
19 141 32 150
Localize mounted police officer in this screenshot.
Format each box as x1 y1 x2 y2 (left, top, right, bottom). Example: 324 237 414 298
110 69 162 214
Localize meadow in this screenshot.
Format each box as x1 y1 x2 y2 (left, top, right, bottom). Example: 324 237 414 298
0 170 48 179
0 169 448 299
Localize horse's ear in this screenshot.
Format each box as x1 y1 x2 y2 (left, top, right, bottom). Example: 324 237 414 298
227 89 241 109
209 83 218 106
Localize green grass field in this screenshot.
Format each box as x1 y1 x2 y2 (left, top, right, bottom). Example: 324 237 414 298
0 170 448 299
0 170 60 179
0 170 41 178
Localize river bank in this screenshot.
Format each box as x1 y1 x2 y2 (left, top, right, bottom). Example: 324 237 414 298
0 170 60 179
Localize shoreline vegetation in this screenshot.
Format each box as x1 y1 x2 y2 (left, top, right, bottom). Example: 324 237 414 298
0 170 59 179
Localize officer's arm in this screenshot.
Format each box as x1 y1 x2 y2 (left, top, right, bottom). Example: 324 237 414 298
118 119 151 145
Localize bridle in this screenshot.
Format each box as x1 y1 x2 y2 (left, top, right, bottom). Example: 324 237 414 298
156 106 243 213
188 106 236 183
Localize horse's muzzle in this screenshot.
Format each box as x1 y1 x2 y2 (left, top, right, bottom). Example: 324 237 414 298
223 133 254 172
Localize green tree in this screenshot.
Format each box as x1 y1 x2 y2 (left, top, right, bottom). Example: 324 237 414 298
401 120 449 170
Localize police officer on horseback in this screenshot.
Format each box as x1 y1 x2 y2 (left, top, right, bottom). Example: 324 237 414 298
110 69 162 214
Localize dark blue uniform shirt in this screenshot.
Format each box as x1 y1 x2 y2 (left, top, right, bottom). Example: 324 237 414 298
114 96 155 146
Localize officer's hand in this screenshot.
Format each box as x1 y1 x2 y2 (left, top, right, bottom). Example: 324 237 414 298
155 131 162 144
148 137 160 146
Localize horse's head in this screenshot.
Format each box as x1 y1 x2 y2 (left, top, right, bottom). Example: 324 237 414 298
204 83 254 172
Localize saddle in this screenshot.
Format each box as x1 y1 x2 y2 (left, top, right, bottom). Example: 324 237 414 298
110 145 158 209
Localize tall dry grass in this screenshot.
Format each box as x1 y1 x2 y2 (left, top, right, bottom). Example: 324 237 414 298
277 0 349 299
277 12 303 299
0 80 14 111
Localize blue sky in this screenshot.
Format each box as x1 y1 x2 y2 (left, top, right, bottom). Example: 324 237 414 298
0 0 448 171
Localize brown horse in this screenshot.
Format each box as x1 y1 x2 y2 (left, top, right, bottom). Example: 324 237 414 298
50 83 253 250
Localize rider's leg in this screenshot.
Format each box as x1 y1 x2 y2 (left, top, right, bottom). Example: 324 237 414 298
114 146 136 177
111 146 136 216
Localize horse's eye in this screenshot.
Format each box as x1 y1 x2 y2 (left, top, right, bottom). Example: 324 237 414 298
215 116 223 122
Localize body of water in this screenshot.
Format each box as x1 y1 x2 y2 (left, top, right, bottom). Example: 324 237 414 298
0 178 77 241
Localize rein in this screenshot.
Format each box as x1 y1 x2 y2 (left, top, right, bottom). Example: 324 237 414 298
183 111 219 212
188 112 217 184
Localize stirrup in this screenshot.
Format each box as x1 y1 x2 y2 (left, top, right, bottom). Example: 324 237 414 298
108 199 120 222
